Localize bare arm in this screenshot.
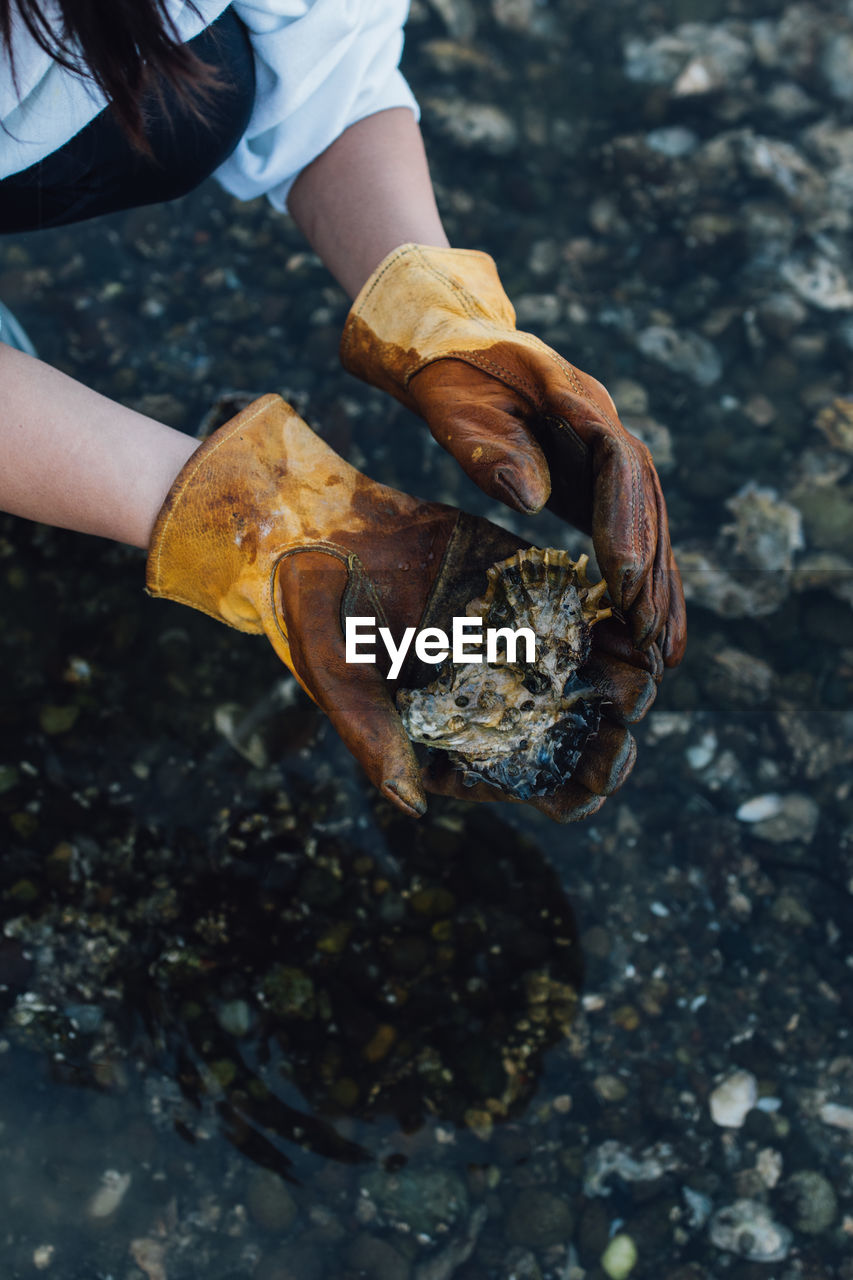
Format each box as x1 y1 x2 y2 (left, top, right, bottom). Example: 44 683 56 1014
0 344 198 549
0 108 440 548
286 107 449 299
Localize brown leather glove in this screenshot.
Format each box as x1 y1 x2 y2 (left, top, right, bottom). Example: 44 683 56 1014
340 243 686 667
146 394 659 822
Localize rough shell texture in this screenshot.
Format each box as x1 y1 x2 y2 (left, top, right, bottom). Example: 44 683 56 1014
397 548 611 799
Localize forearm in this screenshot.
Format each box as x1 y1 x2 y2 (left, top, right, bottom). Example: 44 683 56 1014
0 344 198 549
286 107 449 300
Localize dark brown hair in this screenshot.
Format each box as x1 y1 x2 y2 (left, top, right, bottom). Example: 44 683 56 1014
0 0 220 152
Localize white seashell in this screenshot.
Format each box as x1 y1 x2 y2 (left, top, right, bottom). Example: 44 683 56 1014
736 793 783 822
87 1169 132 1219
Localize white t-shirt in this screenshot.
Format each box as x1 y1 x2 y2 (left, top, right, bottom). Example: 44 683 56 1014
0 0 418 209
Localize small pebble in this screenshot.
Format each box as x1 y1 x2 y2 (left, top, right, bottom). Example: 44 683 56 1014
819 1102 853 1131
32 1245 54 1270
783 1169 837 1234
736 792 819 843
601 1233 638 1279
686 731 717 771
87 1170 131 1219
709 1199 792 1262
217 999 252 1037
709 1070 757 1128
246 1169 298 1232
505 1188 574 1248
129 1238 166 1280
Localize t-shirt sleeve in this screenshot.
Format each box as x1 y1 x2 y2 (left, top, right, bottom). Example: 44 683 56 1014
215 0 419 210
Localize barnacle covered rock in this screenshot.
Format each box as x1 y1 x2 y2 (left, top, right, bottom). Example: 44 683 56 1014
397 548 611 799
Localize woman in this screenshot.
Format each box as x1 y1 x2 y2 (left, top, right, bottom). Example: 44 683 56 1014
0 0 685 820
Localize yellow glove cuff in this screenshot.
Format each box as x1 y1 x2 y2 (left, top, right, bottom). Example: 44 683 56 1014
340 242 519 408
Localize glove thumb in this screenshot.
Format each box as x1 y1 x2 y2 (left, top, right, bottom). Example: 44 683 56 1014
409 361 551 515
275 548 427 817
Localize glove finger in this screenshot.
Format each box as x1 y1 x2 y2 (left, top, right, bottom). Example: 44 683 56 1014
421 752 606 823
570 722 637 796
526 358 663 645
582 654 659 724
590 438 664 647
644 459 686 661
275 550 427 817
661 542 687 668
409 361 551 514
592 617 664 681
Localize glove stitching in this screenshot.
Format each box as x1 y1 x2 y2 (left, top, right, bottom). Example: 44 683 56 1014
440 349 547 408
410 251 515 330
522 334 623 435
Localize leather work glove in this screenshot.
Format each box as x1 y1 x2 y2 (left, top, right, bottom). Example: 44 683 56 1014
146 394 660 823
340 243 686 667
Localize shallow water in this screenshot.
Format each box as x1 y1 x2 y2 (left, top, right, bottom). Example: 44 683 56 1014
2 1 853 1278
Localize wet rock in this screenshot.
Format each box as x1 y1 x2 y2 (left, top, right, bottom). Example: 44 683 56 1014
635 326 722 386
584 1141 682 1197
262 965 316 1019
601 1234 638 1279
705 647 775 706
756 291 807 340
770 894 814 928
346 1234 410 1280
217 998 252 1037
39 704 80 735
735 793 819 844
676 549 790 618
781 250 853 311
32 1245 54 1271
622 415 674 472
740 133 824 208
645 125 699 158
780 1169 837 1235
795 486 853 555
359 1167 469 1239
819 1102 853 1132
623 23 752 92
87 1170 132 1219
64 1003 104 1034
505 1188 574 1248
594 1074 629 1103
514 293 561 328
491 0 536 33
423 99 518 154
821 31 853 104
498 1248 541 1280
709 1199 792 1262
414 1204 488 1280
246 1170 298 1232
709 1070 757 1128
815 398 853 454
212 702 269 768
130 1238 166 1280
723 484 803 572
425 0 476 40
774 699 847 780
682 1187 713 1229
764 81 818 120
609 377 648 415
0 764 19 794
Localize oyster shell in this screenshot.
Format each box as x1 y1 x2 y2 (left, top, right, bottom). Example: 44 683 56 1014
397 548 611 799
